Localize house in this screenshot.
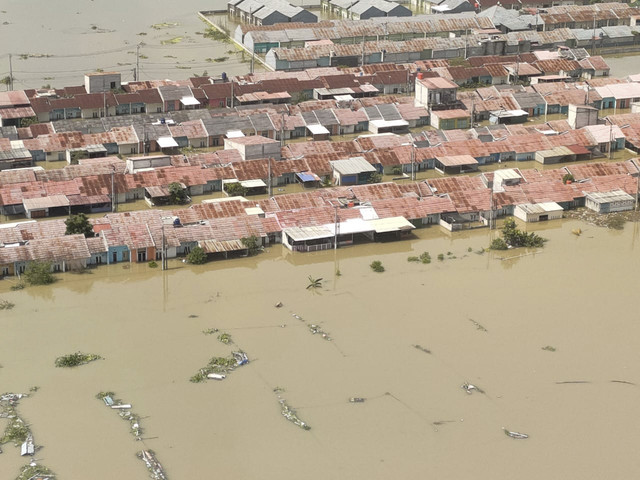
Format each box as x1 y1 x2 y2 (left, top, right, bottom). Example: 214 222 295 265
585 190 635 213
229 0 317 25
434 155 479 175
414 75 458 109
224 136 281 160
583 124 625 155
489 109 528 125
514 202 564 222
84 72 121 94
430 109 469 130
431 0 475 14
330 157 377 185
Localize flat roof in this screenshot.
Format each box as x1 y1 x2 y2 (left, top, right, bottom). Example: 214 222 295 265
516 202 563 214
436 155 479 167
369 216 415 233
240 179 267 188
284 225 333 242
330 157 377 175
226 130 245 138
307 124 330 135
585 189 634 204
157 136 179 148
370 119 410 128
180 96 200 106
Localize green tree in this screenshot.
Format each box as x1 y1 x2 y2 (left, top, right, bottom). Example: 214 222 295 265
225 182 247 197
0 75 12 91
562 173 575 184
168 182 187 204
186 246 207 264
367 171 382 184
65 213 94 238
241 235 261 256
23 261 55 285
501 218 545 248
19 116 38 128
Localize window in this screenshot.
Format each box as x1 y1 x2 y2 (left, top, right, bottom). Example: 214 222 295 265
212 138 220 146
199 141 206 148
53 264 61 272
130 147 136 154
110 81 116 89
1 267 8 276
157 107 162 113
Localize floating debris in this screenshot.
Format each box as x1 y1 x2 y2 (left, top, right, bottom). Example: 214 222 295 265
274 302 283 308
207 373 226 380
292 313 303 321
278 398 310 430
15 462 56 480
188 314 199 318
217 332 232 344
202 328 218 335
541 345 556 352
20 434 34 456
273 386 285 394
138 450 167 480
54 352 102 368
413 344 431 354
96 392 143 440
1 394 32 447
308 324 331 341
503 427 528 439
572 228 582 236
468 318 488 332
151 22 179 29
555 381 591 384
0 299 14 310
461 383 485 395
349 397 365 403
610 380 636 385
190 352 249 383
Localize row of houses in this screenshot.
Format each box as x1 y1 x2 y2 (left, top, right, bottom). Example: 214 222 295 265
321 0 412 20
0 156 636 275
3 103 640 221
227 0 317 26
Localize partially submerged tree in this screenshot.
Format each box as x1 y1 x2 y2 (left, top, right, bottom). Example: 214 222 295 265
168 182 188 204
65 213 94 238
186 246 207 264
225 182 247 197
498 218 546 248
241 235 261 256
23 261 55 285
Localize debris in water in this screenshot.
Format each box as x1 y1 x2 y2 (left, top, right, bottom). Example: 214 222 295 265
503 427 528 439
138 449 167 480
188 314 198 318
542 345 556 352
190 351 249 383
308 323 331 341
278 397 310 430
96 391 143 439
461 383 485 395
15 462 55 480
217 332 232 344
572 228 582 236
292 313 303 320
555 381 591 384
610 380 636 385
274 301 283 308
413 344 431 354
468 318 488 332
202 328 218 335
349 397 365 403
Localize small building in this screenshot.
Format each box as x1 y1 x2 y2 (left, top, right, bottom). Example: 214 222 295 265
430 109 469 130
434 155 479 175
126 155 172 173
567 105 598 129
514 202 563 222
224 136 281 161
535 146 578 164
84 72 121 94
144 184 190 207
330 157 377 186
489 109 528 125
415 76 458 108
585 190 635 214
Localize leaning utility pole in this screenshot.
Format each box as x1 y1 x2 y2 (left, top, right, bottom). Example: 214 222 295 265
136 44 140 82
8 54 13 91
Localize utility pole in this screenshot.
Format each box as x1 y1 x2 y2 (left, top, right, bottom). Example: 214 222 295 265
411 144 415 181
464 29 468 60
161 224 167 270
268 156 272 197
361 35 365 67
111 167 116 213
230 81 234 108
280 111 285 148
8 54 13 91
334 204 339 250
135 44 140 81
592 13 596 56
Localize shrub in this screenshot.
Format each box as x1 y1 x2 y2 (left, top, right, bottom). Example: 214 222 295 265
241 235 261 256
148 261 158 268
437 254 444 261
370 260 385 272
490 238 508 250
55 352 102 368
187 246 207 264
23 261 55 285
225 182 247 197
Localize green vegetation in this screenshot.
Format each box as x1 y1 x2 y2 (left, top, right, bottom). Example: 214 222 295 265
148 261 158 268
0 75 12 90
161 36 183 45
186 246 207 264
307 276 323 289
10 282 25 291
16 464 55 480
370 260 385 272
607 215 626 230
367 171 382 184
437 253 444 261
190 355 239 382
168 182 188 204
500 218 546 248
95 390 116 400
225 182 247 197
489 237 508 250
562 173 575 184
65 213 94 238
408 251 431 264
1 417 28 444
54 352 102 368
23 261 55 286
241 235 261 256
217 332 232 344
19 116 37 128
542 345 557 352
202 26 230 42
206 56 229 63
202 328 218 335
151 22 179 29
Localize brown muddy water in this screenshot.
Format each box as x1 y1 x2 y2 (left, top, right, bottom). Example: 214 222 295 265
1 217 640 479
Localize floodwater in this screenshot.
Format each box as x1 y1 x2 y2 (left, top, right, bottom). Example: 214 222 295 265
2 217 640 479
0 0 263 90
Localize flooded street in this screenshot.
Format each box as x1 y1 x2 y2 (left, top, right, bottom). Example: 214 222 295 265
1 217 640 478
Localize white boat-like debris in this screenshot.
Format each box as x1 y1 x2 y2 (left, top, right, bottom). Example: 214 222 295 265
503 427 529 439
